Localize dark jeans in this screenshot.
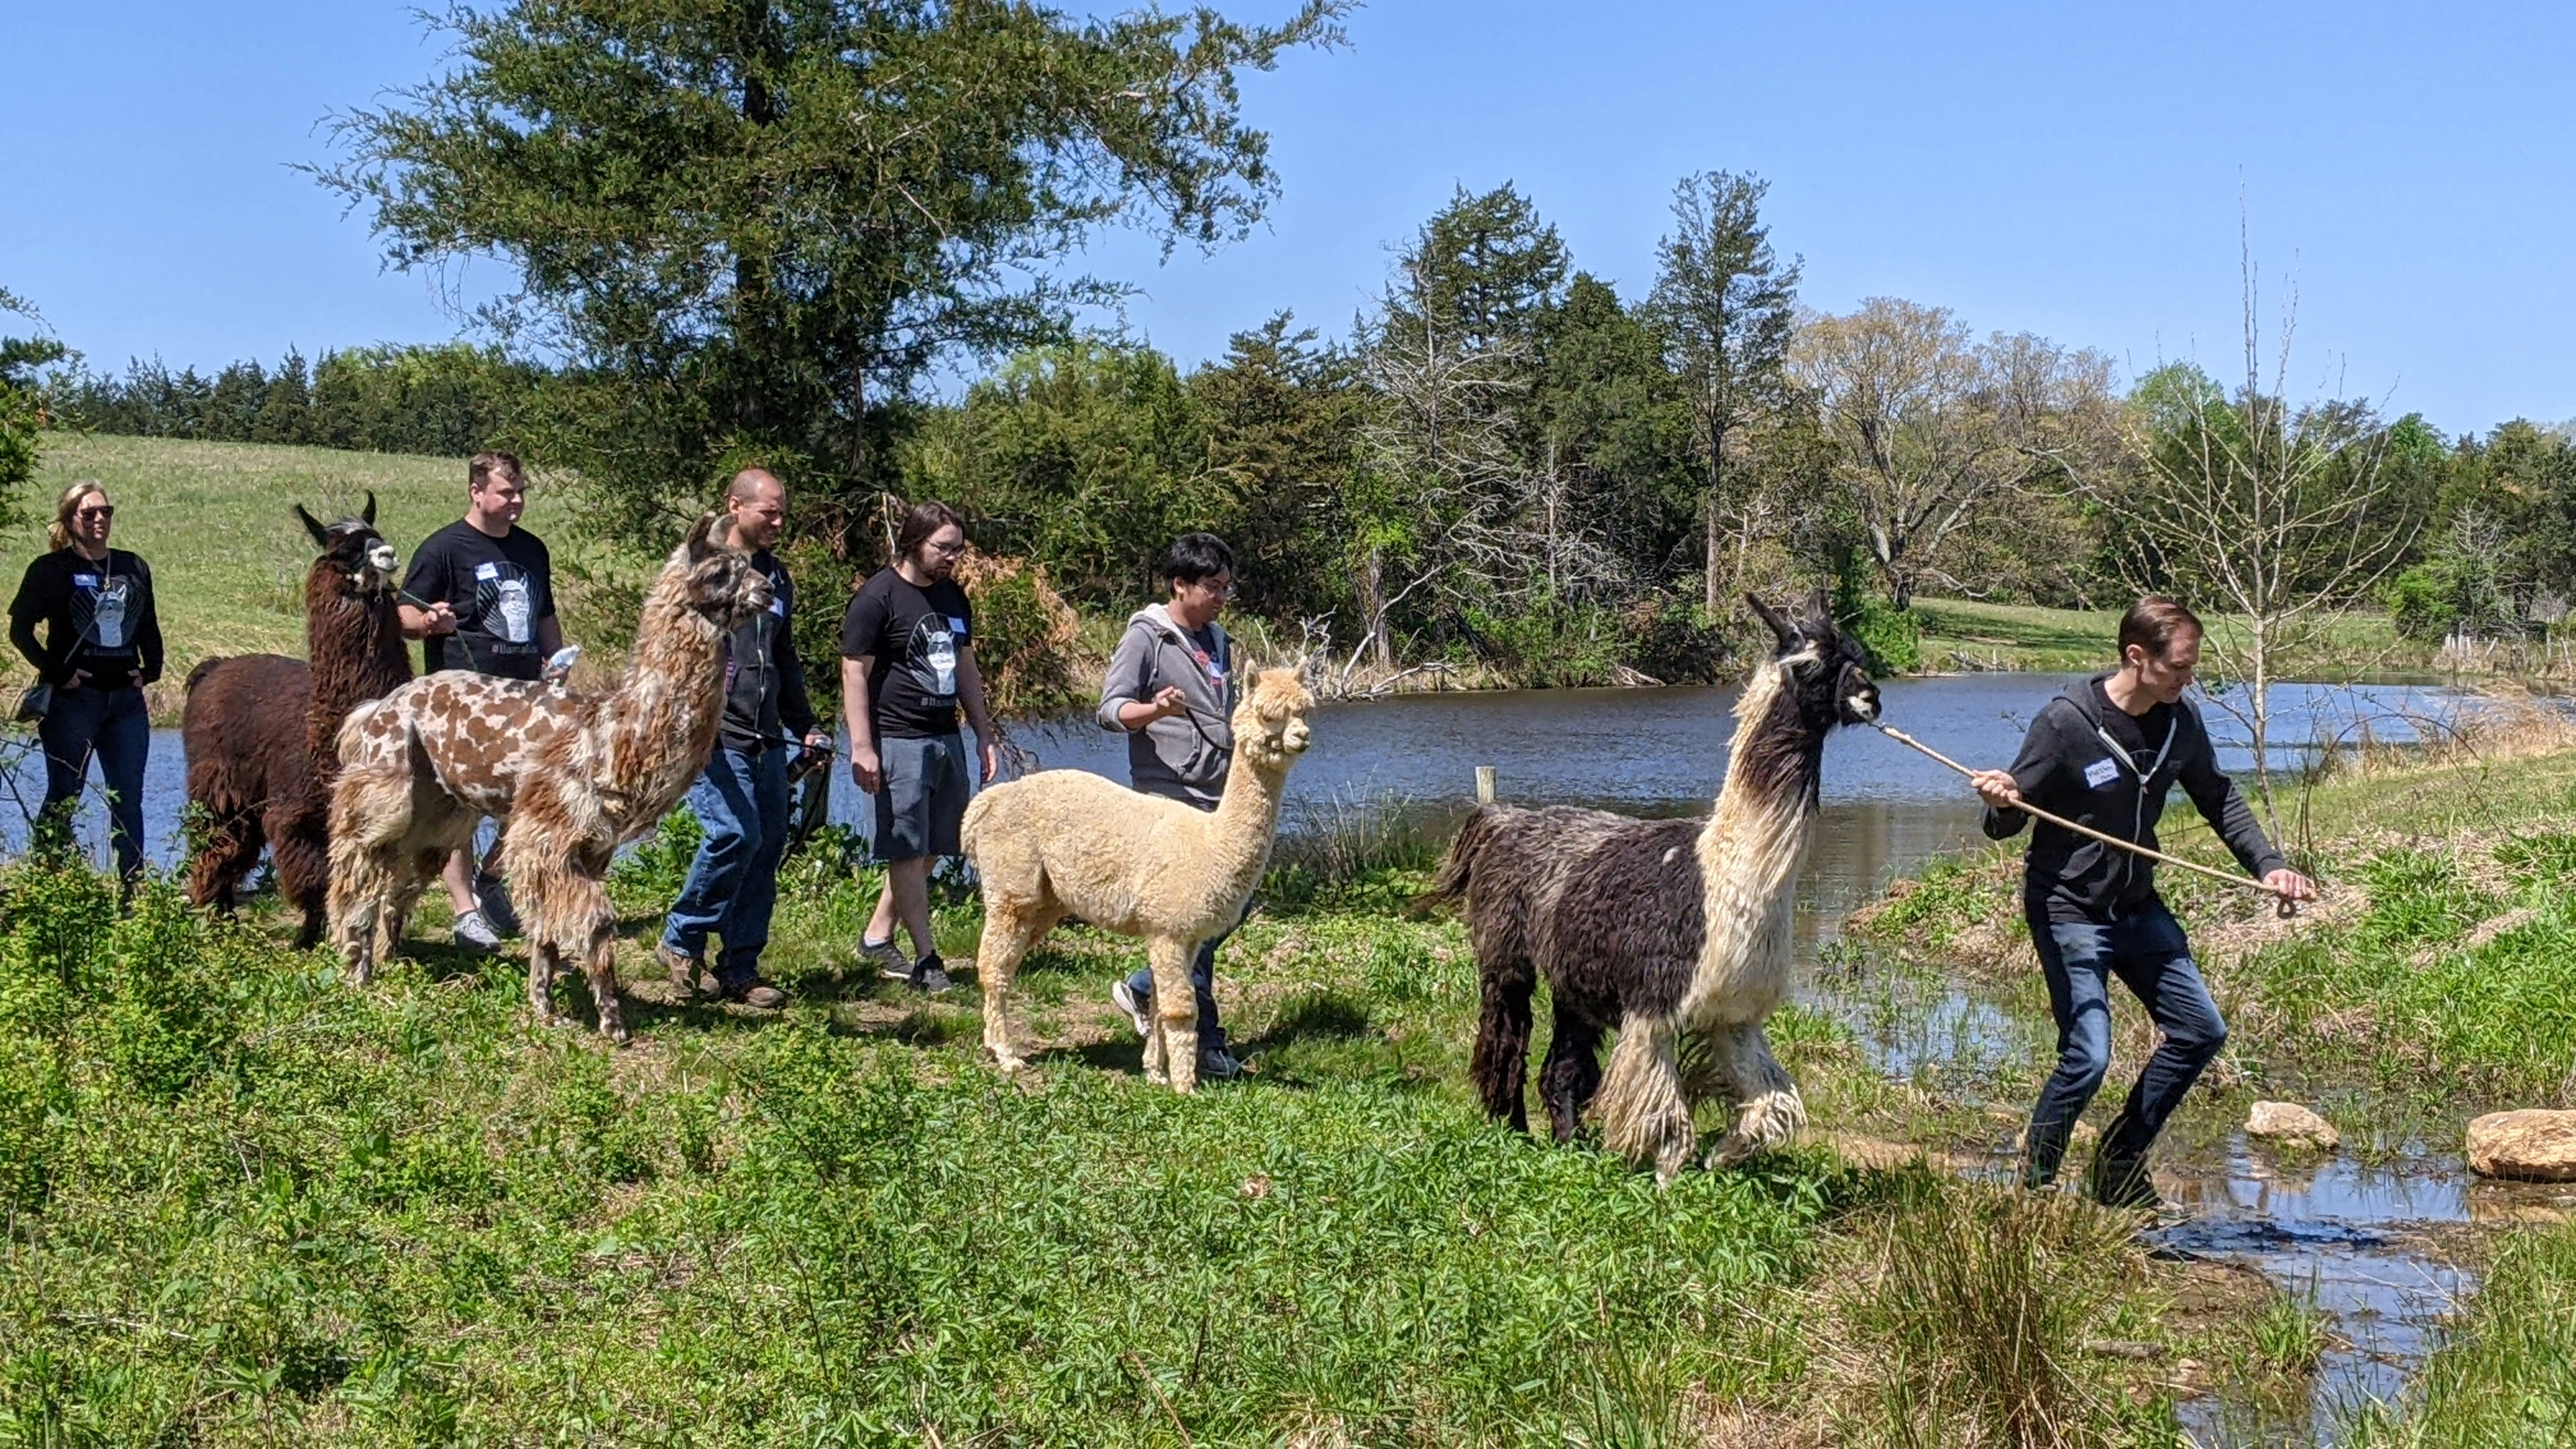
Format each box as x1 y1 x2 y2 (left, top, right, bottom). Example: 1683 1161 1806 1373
662 745 792 986
1125 926 1230 1049
2023 897 2229 1187
35 683 150 881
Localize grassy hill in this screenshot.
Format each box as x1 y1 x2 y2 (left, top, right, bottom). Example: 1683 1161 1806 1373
19 434 648 720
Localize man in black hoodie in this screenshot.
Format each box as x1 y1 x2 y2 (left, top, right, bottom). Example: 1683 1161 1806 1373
655 469 828 1008
1970 597 2311 1208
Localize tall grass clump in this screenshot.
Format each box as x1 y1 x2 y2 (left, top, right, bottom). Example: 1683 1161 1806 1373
1839 1173 2152 1448
2350 1218 2576 1445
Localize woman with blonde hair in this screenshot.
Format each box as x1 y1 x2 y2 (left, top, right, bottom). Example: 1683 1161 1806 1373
9 480 163 881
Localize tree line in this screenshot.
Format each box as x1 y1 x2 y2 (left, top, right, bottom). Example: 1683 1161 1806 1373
18 0 2575 687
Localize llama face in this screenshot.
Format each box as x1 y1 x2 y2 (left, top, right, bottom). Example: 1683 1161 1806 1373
671 513 775 630
1234 667 1316 769
1748 590 1880 730
299 498 402 598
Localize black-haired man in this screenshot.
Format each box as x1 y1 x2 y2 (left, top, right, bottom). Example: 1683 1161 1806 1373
1098 532 1244 1081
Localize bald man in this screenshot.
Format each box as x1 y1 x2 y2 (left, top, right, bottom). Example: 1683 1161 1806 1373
657 469 832 1009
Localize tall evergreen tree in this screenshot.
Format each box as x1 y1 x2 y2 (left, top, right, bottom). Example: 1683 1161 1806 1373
1644 171 1800 614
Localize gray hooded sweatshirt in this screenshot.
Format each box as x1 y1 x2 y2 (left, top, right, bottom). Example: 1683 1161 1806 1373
1097 604 1234 809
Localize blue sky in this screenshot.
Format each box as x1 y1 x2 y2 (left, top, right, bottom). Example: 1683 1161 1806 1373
6 1 2570 436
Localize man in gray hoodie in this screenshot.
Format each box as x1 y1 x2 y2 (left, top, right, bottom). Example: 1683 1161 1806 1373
1098 533 1243 1080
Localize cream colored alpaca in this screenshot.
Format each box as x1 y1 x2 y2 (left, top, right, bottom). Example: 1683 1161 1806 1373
961 667 1315 1091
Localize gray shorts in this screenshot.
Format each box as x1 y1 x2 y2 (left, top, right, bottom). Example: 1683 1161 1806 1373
873 732 969 863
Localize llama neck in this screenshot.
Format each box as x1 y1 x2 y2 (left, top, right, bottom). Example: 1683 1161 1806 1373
304 575 412 773
590 588 727 825
1697 659 1826 906
1205 751 1292 895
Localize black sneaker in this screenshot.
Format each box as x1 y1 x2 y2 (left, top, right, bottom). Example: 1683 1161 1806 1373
905 953 953 995
859 934 911 976
474 870 521 938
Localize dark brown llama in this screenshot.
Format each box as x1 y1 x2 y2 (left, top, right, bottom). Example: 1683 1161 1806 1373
183 496 411 948
1423 591 1880 1183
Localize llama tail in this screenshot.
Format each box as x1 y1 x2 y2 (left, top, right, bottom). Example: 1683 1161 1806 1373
1413 804 1503 914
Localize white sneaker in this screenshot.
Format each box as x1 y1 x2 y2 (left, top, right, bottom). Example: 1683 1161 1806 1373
452 908 501 953
1110 979 1152 1037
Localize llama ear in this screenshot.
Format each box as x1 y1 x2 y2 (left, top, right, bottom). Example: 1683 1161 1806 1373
361 491 378 527
1745 594 1798 649
295 504 333 551
1805 585 1834 629
684 512 719 560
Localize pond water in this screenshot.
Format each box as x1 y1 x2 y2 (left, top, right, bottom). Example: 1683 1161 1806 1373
0 670 2530 1439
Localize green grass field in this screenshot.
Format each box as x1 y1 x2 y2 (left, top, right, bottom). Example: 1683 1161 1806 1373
1913 597 2424 678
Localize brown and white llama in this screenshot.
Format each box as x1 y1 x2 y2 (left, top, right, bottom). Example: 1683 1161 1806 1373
182 496 410 948
327 513 770 1041
961 667 1315 1091
1424 592 1880 1183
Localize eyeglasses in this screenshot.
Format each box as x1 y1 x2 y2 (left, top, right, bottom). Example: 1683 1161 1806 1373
75 505 114 521
926 537 968 558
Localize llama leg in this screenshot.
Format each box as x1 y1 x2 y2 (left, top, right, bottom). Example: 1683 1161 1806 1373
527 941 565 1027
187 808 262 914
1537 1004 1605 1144
1469 952 1537 1132
583 914 629 1045
271 812 330 952
328 814 398 986
1596 1013 1696 1187
975 905 1045 1072
1148 938 1200 1093
1703 1022 1806 1169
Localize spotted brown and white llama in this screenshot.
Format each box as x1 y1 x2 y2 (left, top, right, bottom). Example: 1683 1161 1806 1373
327 513 770 1040
1424 591 1880 1183
183 496 411 948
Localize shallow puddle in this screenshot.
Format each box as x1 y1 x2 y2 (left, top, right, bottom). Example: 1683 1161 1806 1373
1802 960 2575 1444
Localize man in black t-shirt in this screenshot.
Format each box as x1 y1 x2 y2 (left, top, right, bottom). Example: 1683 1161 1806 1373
840 499 998 994
396 451 564 951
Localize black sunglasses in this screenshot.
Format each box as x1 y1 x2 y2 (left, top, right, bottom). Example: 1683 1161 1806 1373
75 505 115 521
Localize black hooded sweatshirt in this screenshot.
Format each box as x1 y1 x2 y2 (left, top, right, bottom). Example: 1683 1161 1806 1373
716 549 818 755
1983 672 2286 924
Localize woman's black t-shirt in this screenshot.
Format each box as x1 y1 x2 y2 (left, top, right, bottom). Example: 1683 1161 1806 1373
840 567 972 739
404 520 555 679
7 548 164 691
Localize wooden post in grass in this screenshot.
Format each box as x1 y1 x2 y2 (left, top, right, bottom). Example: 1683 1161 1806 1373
1474 765 1497 804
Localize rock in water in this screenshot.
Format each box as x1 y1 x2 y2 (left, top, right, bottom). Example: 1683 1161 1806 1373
2245 1101 2341 1152
2467 1110 2576 1182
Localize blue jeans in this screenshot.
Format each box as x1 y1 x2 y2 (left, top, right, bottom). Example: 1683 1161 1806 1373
662 745 791 986
2023 897 2229 1187
1125 925 1230 1049
36 683 150 881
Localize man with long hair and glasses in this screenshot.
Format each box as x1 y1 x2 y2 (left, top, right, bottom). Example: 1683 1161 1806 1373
842 500 997 994
10 480 162 883
1971 596 2312 1208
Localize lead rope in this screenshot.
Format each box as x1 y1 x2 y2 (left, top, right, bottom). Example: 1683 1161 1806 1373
1873 722 2300 919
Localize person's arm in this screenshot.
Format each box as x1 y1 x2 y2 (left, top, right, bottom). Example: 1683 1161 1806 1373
841 655 881 791
2176 717 2306 900
1096 621 1183 732
533 540 561 655
777 621 820 745
536 615 564 656
8 559 52 680
955 642 999 783
1976 707 2068 840
396 544 457 639
135 560 164 685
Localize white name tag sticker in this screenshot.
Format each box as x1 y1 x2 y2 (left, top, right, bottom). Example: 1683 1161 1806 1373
2084 757 2121 789
72 574 98 588
947 615 968 637
769 594 788 616
476 561 500 581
